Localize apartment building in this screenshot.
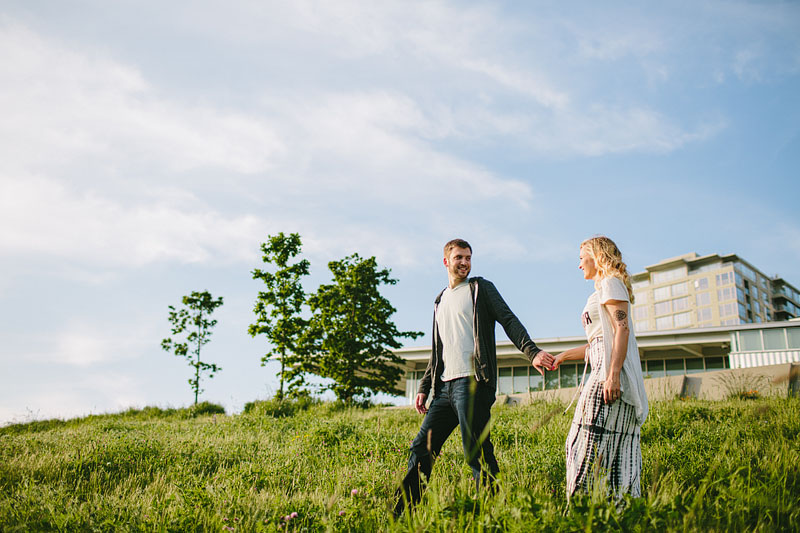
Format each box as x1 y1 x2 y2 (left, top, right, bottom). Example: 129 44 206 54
630 253 800 332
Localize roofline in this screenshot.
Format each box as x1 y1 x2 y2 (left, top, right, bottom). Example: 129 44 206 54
630 252 800 294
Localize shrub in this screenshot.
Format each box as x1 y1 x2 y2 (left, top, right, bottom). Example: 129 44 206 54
186 401 225 417
242 396 317 418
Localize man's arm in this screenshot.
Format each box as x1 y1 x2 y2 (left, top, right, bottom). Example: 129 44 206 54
482 279 554 372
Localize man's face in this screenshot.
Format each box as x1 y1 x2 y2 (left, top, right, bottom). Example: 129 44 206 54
444 246 472 282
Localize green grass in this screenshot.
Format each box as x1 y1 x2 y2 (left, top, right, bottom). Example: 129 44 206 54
1 397 799 532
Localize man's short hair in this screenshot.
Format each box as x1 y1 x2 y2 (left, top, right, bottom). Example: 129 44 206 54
444 238 472 257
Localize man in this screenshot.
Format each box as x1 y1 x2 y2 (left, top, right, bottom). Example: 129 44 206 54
394 238 554 516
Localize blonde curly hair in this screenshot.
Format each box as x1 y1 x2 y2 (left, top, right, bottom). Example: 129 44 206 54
581 235 635 303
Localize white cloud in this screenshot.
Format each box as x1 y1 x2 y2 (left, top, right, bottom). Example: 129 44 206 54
269 91 534 206
526 106 726 156
0 21 286 177
0 174 265 268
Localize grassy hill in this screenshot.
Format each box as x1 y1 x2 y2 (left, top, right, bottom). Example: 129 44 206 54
1 396 798 532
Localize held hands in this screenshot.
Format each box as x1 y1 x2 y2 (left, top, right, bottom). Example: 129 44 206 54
415 393 428 414
550 352 566 371
602 373 622 404
531 350 555 376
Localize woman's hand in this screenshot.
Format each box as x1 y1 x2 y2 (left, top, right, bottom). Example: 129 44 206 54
551 353 566 370
603 373 621 404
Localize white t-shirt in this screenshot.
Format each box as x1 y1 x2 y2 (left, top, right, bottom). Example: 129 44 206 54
583 277 630 342
436 281 475 381
581 291 603 342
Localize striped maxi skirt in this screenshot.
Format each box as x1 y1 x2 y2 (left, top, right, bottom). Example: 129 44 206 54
565 336 642 499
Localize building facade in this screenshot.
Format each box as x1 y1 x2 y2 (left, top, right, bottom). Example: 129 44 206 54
396 320 800 405
630 253 800 333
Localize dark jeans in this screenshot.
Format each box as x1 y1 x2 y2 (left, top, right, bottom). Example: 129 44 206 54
394 377 498 515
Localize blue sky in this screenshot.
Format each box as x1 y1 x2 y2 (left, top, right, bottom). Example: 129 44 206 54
1 1 799 424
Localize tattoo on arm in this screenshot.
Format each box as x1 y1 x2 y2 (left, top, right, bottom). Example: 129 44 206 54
615 309 629 332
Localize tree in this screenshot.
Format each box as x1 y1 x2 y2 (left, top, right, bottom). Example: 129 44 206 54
161 290 224 405
305 253 423 404
248 232 311 400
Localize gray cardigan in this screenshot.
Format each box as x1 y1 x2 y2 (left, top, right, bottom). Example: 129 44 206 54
417 277 541 397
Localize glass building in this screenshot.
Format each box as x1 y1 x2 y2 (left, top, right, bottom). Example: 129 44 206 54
630 253 800 333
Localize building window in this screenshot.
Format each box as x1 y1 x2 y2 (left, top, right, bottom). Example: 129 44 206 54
737 264 757 280
705 356 727 370
560 365 577 388
544 368 559 390
737 287 745 301
753 301 761 314
513 366 528 393
655 301 671 316
635 320 650 332
652 267 687 284
697 307 712 322
665 359 685 376
739 330 763 351
696 292 711 306
671 282 688 296
674 312 692 328
718 287 735 301
632 279 650 290
690 262 721 274
647 360 665 377
499 367 513 394
752 286 759 299
673 297 689 311
654 286 671 301
694 277 709 290
763 329 787 350
685 358 704 373
529 371 543 392
719 302 737 316
633 306 648 320
656 316 673 330
716 272 734 286
738 302 747 319
722 318 741 326
788 328 800 349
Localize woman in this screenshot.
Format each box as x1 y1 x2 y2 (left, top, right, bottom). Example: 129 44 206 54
552 236 648 499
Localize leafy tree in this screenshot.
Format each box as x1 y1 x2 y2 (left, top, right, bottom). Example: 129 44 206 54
249 232 311 400
161 291 224 405
305 253 423 404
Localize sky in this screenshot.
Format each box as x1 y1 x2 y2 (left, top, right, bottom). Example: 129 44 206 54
1 1 799 424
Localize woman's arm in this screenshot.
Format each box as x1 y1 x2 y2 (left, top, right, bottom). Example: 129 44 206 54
552 344 588 369
603 298 630 404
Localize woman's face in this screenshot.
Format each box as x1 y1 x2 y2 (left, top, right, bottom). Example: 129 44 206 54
579 246 597 280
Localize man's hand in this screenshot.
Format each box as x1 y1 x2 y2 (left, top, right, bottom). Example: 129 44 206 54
532 350 555 376
415 393 428 414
